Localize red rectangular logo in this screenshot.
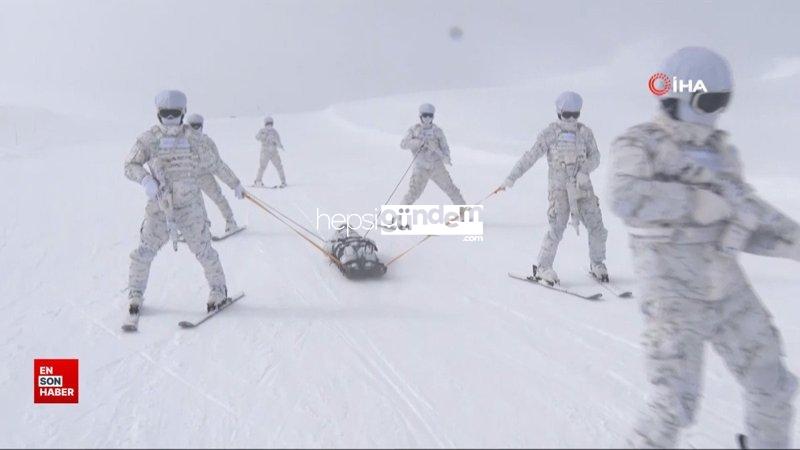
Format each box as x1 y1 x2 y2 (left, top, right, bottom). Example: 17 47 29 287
34 359 79 404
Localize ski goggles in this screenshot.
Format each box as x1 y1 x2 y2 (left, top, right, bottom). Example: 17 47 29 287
189 122 203 130
158 109 183 119
420 113 434 119
560 111 580 119
691 91 731 114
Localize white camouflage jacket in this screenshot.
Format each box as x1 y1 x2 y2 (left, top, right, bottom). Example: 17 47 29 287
401 123 451 167
255 127 284 152
125 124 239 208
609 113 800 257
505 121 600 192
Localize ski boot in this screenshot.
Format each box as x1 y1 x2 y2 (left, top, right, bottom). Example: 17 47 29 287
225 219 239 233
533 265 559 286
128 290 144 315
253 180 265 188
736 434 747 450
278 182 287 188
206 285 229 312
590 262 609 283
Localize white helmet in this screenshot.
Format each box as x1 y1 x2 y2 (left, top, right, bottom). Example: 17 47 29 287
154 90 187 112
659 47 733 127
154 90 187 126
555 91 582 113
186 113 204 126
419 103 435 115
264 116 274 125
660 47 733 100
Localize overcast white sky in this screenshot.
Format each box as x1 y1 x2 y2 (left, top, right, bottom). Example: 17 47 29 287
0 0 798 118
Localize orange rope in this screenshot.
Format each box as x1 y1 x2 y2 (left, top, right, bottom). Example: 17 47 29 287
245 192 343 269
385 235 433 266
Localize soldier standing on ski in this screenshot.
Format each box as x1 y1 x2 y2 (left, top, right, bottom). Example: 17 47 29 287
399 103 467 206
125 90 246 317
185 113 244 235
497 92 608 286
253 116 287 188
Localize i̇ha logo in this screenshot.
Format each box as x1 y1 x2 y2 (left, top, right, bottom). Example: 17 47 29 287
648 72 707 96
34 359 79 404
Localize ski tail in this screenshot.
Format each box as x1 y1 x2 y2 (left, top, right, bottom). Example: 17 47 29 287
509 272 602 301
584 268 633 298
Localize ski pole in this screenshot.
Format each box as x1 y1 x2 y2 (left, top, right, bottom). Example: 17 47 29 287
245 192 343 268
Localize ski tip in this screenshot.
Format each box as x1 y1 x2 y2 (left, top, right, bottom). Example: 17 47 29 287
588 294 604 300
212 226 247 241
121 325 138 332
178 321 196 329
619 291 634 298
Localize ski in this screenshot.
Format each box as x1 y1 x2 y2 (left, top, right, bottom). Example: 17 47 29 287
178 291 245 329
508 272 603 301
176 226 246 243
249 184 285 189
212 225 247 241
121 309 140 332
584 270 633 298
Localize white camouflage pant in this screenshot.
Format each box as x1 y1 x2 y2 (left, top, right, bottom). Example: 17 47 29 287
255 148 285 184
401 161 466 205
538 188 607 269
128 200 226 297
198 173 234 224
629 240 797 449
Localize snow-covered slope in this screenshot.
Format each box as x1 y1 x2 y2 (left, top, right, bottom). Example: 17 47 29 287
2 84 800 448
0 105 120 161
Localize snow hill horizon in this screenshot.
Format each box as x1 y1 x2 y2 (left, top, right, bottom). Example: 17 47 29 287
2 1 800 448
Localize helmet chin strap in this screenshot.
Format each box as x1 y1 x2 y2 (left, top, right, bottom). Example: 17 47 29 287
676 100 720 128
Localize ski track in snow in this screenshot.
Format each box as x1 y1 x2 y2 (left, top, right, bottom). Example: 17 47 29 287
3 89 800 448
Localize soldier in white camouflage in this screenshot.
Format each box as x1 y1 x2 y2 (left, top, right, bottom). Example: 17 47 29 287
400 103 466 206
185 113 242 233
253 116 286 188
498 91 608 285
125 90 246 313
609 47 800 449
